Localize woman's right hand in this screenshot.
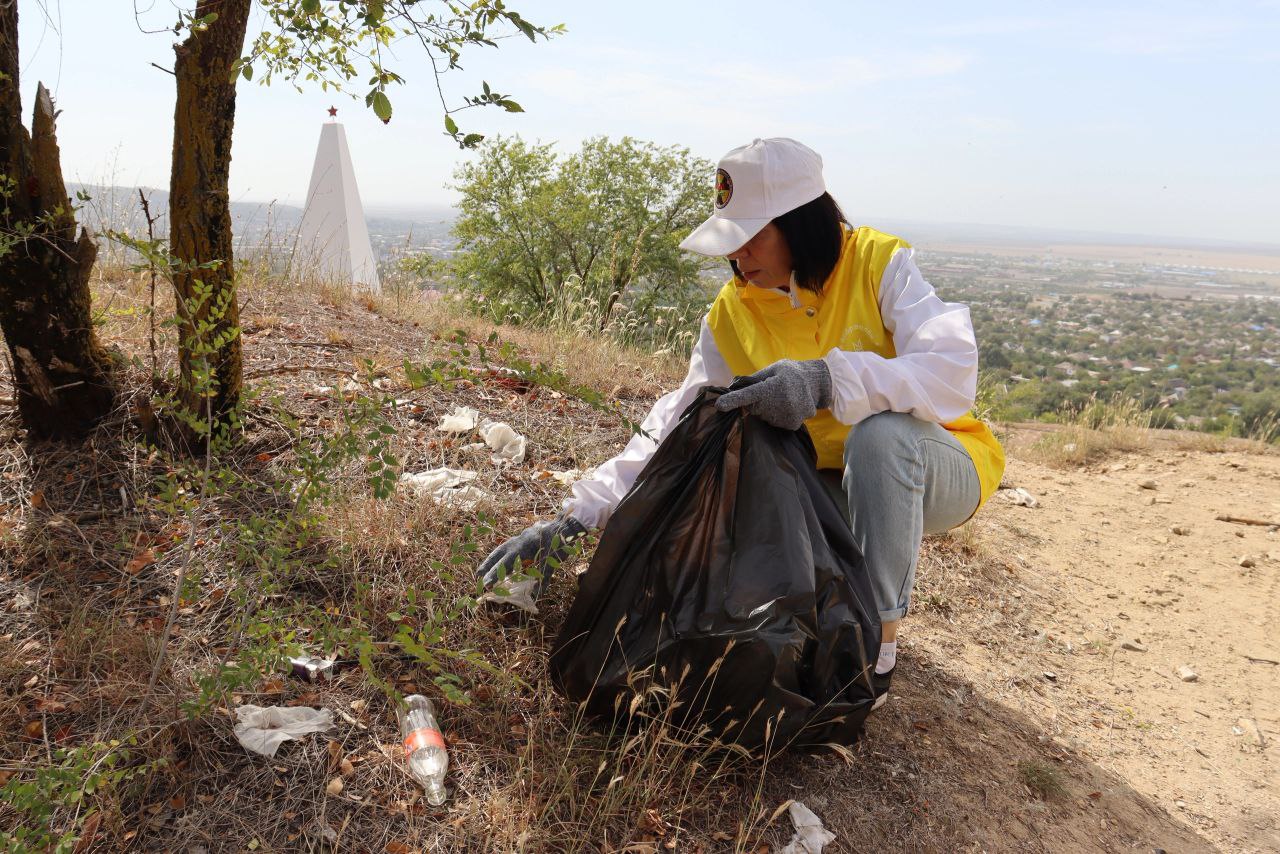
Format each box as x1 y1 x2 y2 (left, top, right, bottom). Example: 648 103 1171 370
476 516 589 591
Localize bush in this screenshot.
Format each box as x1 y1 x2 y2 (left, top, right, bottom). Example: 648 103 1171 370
448 135 715 352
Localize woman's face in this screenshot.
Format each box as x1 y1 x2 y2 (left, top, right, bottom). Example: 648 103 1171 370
727 223 793 289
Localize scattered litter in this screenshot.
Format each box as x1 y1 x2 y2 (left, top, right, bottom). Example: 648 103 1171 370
998 487 1039 508
289 656 336 683
398 468 490 510
534 468 592 486
233 705 334 757
398 695 450 805
478 576 541 615
781 801 836 854
437 406 480 433
1177 665 1199 683
479 421 527 464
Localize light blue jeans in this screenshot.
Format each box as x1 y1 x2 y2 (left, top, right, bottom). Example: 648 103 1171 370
821 412 980 623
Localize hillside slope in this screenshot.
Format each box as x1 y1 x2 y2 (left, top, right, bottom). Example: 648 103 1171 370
2 282 1275 852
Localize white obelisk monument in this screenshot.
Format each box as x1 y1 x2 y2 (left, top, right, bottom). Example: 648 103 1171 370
296 108 381 290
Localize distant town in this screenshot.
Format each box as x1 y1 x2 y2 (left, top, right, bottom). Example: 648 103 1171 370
919 245 1280 435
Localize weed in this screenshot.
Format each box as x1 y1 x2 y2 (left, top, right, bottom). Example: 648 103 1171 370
0 737 163 853
1017 759 1066 800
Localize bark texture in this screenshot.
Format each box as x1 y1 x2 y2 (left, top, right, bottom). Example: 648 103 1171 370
0 4 115 439
169 0 252 440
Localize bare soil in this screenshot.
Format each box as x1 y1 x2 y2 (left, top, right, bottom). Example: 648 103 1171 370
909 433 1278 853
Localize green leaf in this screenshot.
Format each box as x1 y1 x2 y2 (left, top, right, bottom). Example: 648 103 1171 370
242 63 253 82
371 91 392 122
444 114 459 135
462 133 485 147
498 99 524 113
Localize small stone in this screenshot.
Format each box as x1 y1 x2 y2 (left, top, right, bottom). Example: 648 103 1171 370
1043 671 1057 681
1121 639 1147 652
1106 592 1119 599
1138 480 1158 490
1143 495 1157 506
1170 526 1190 536
1175 800 1187 809
1179 480 1196 488
1239 557 1256 568
1155 496 1173 504
1177 665 1199 682
1235 718 1266 748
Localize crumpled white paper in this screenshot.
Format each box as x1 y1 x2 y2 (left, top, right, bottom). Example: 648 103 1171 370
479 421 527 464
398 467 491 510
551 468 588 486
780 801 836 854
477 575 541 615
233 705 334 758
437 406 480 433
998 486 1039 508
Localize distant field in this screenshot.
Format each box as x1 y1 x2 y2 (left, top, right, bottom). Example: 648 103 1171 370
924 241 1280 278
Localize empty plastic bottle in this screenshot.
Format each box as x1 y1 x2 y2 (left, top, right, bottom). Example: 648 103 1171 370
397 694 448 805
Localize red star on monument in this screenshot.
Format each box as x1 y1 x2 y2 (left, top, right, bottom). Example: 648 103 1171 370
327 105 338 118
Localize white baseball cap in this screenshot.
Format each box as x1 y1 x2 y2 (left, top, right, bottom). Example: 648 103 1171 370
679 137 826 257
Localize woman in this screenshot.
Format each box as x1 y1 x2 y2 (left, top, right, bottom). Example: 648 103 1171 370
477 137 1005 702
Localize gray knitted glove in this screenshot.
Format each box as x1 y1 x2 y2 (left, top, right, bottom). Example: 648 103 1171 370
714 359 833 431
476 516 589 593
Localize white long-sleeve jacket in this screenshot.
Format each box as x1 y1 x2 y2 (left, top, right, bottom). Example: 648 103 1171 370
563 246 978 529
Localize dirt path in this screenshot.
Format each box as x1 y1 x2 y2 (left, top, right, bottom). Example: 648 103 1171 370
900 436 1279 852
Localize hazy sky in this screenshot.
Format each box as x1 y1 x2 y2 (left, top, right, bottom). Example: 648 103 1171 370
16 1 1280 244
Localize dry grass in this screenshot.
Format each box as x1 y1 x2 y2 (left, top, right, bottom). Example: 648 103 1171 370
1022 396 1153 468
1 272 1219 853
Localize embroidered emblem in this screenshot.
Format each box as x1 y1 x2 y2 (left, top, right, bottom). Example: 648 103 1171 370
715 168 733 208
839 323 881 351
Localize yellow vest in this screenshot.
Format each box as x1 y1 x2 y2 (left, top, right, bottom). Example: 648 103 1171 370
705 226 1005 509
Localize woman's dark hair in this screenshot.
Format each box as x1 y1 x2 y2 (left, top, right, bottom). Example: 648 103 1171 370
729 192 848 293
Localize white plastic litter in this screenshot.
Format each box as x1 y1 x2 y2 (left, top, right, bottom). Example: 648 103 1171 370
551 468 587 486
398 468 491 510
998 486 1039 508
780 801 836 854
233 705 334 758
479 421 527 464
437 406 480 433
477 576 541 615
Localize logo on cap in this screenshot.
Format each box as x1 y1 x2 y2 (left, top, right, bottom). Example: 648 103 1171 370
715 169 733 209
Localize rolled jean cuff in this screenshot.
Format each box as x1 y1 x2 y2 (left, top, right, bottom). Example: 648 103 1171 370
878 607 907 623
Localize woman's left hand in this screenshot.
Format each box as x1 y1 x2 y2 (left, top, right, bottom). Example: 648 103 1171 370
714 359 832 431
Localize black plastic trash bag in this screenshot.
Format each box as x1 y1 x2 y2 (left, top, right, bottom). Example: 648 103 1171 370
549 385 881 752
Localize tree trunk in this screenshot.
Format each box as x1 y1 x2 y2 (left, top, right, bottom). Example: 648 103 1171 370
0 4 114 439
169 0 251 443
